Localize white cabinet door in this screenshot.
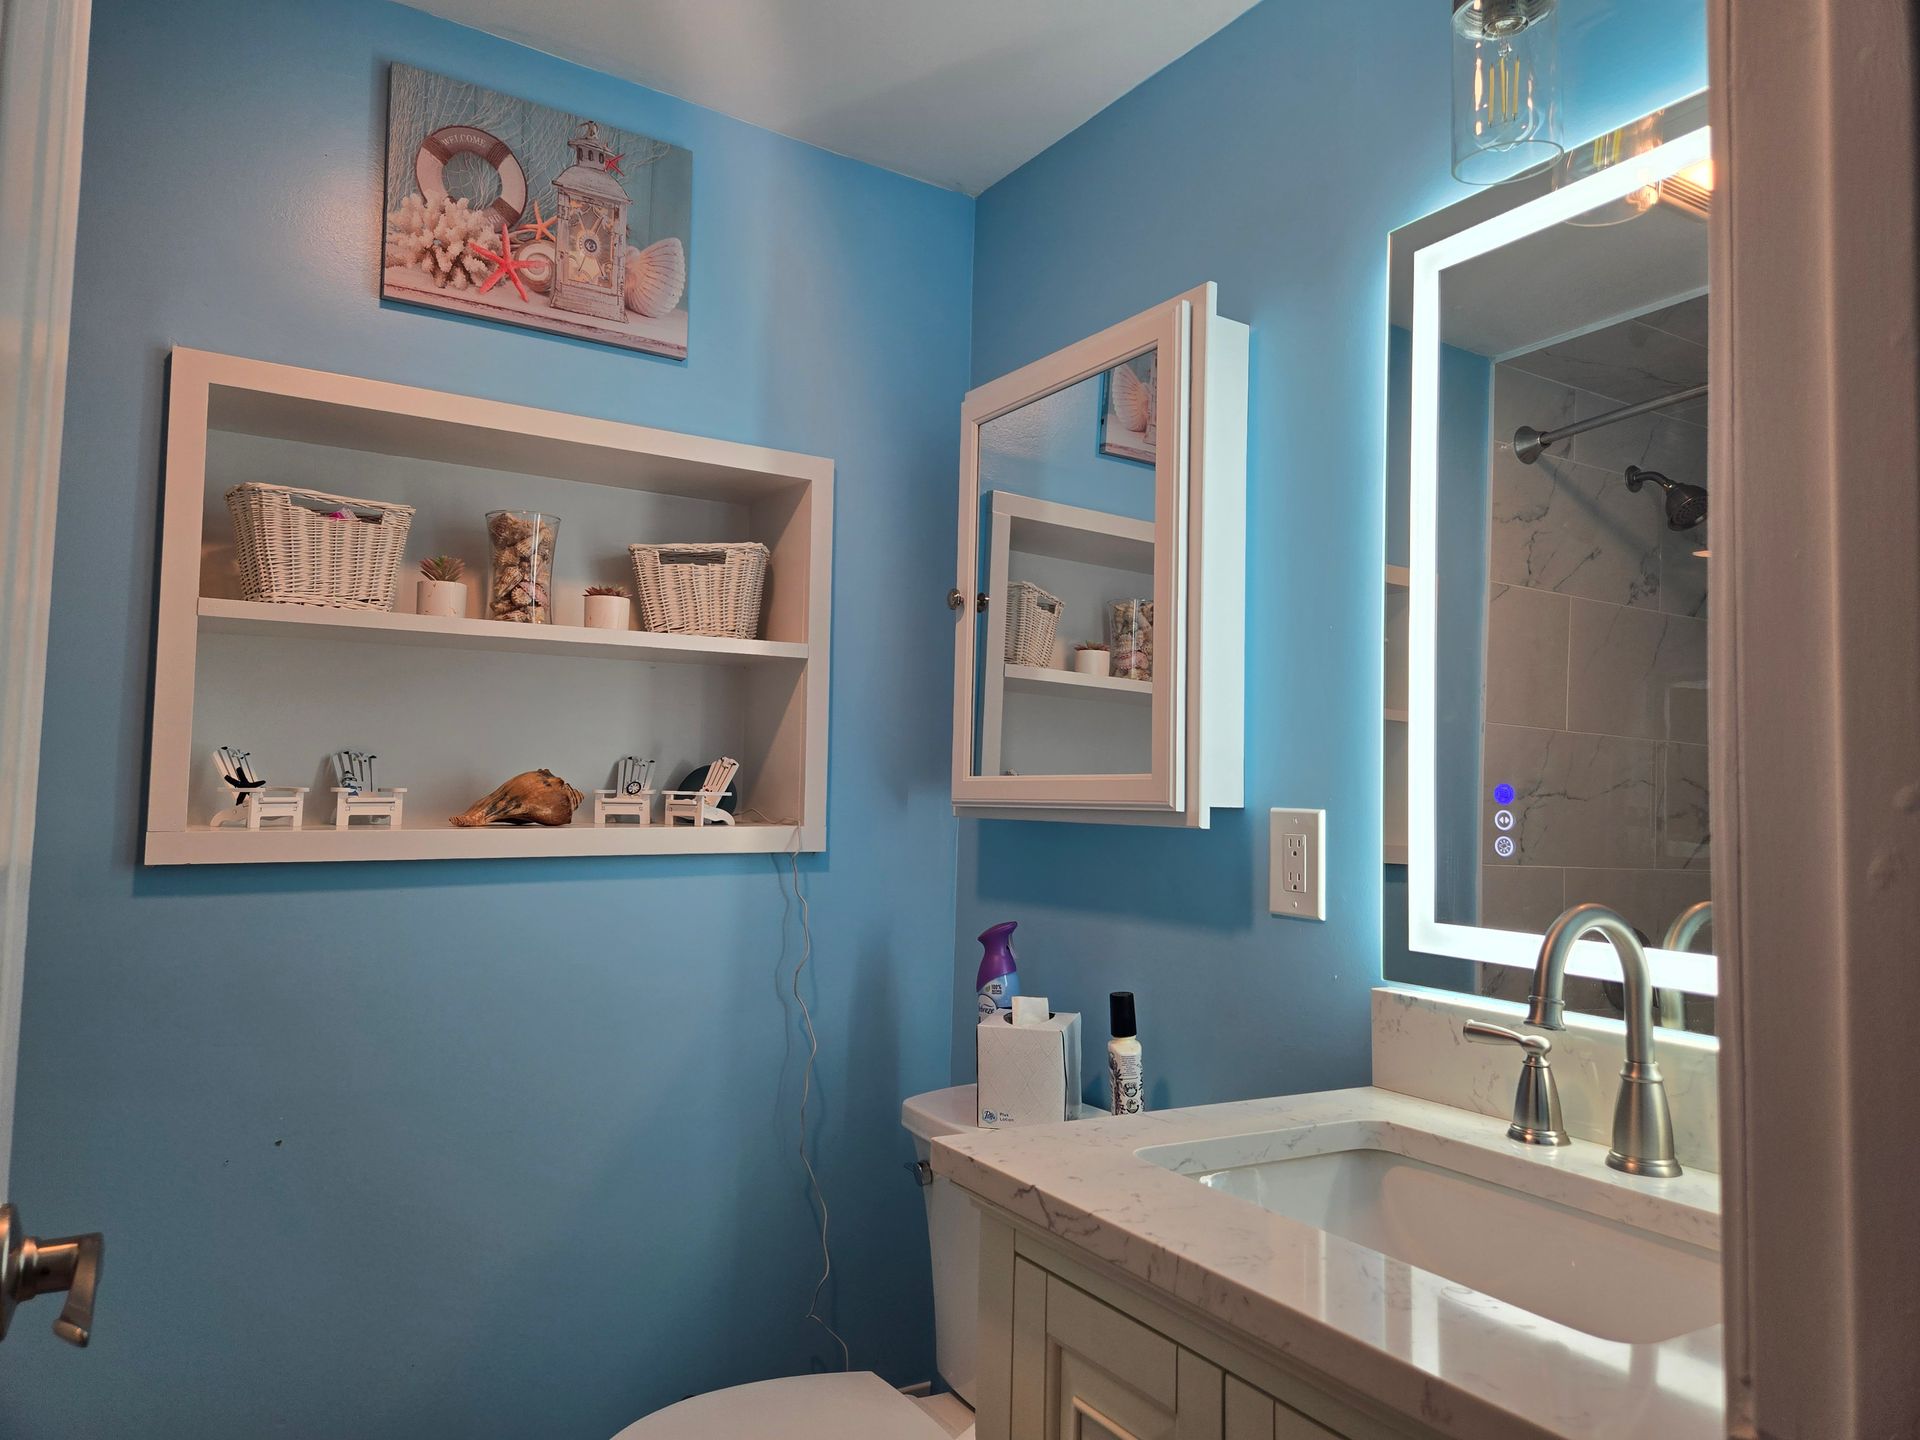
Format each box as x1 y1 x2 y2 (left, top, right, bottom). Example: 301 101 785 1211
951 282 1247 827
1038 1273 1223 1440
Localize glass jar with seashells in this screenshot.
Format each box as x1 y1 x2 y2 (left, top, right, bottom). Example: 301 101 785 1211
485 510 560 624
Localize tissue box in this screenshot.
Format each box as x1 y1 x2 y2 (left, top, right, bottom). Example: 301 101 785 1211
976 1011 1082 1128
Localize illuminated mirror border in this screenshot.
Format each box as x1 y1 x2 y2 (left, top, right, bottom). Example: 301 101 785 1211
1407 125 1717 994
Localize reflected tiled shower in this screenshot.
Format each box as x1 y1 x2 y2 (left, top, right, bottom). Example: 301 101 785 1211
1476 299 1714 1031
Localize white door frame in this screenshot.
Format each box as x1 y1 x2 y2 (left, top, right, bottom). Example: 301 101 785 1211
1710 0 1920 1433
0 0 91 1197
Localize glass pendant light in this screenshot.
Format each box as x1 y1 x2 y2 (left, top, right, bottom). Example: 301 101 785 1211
1561 114 1665 225
1451 0 1562 185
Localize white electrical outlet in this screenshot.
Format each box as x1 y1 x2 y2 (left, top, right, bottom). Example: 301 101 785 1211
1269 808 1326 920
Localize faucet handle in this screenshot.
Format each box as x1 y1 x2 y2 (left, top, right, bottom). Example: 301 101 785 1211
1464 1020 1551 1056
1462 1021 1570 1147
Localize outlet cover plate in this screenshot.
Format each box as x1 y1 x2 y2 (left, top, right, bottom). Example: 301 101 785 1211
1270 808 1326 921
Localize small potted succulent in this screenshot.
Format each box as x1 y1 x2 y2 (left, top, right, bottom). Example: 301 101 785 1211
1072 641 1110 677
583 584 632 631
417 555 468 619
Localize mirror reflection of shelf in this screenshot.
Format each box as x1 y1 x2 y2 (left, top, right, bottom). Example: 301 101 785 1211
980 490 1157 780
1384 564 1411 864
1004 495 1154 573
1004 663 1152 703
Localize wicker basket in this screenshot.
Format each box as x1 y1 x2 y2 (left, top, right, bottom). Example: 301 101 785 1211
226 483 414 611
1004 580 1063 666
628 541 770 639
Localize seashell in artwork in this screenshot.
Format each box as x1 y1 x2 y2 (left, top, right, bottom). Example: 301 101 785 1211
624 237 687 317
449 769 584 827
517 239 556 294
1111 362 1154 434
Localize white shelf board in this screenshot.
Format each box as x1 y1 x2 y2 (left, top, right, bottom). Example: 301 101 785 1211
1384 844 1409 866
145 819 803 866
1386 564 1412 589
196 349 827 503
994 491 1155 572
198 598 807 665
1385 707 1410 724
1005 663 1153 703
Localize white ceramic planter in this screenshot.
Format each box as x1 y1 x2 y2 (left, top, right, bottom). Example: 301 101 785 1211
417 578 468 619
584 594 632 631
1073 648 1110 677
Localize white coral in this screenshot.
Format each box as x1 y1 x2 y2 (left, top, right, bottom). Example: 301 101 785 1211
384 192 501 292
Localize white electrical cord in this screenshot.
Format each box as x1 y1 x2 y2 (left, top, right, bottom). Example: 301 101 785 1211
776 838 851 1371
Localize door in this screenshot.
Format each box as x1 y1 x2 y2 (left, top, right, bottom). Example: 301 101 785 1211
954 297 1192 813
0 0 103 1347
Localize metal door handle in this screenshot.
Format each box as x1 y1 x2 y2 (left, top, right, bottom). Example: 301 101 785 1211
0 1203 104 1347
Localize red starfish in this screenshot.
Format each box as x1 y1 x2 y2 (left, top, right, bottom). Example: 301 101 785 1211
471 228 533 302
604 151 625 177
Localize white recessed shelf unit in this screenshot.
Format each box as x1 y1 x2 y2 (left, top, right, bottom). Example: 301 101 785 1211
146 348 831 865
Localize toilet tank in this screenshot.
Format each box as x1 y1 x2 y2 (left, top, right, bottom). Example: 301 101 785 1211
901 1085 986 1405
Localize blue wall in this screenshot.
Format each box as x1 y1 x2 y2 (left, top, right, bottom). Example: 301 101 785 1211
2 1 972 1435
953 0 1708 1104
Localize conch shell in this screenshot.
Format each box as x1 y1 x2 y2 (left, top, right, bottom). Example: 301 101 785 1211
624 236 686 317
450 769 583 827
1111 361 1154 434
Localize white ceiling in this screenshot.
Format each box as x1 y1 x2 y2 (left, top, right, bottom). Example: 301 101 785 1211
400 0 1261 194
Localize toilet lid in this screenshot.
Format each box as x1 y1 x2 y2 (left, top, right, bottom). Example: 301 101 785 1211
612 1372 954 1440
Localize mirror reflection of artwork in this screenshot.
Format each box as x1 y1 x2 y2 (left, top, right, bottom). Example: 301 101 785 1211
382 64 692 358
1099 353 1156 463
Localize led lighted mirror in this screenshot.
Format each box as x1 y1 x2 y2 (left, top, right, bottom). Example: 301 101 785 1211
1391 99 1716 1033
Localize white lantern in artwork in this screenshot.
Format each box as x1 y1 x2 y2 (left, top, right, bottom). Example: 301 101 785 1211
551 120 630 322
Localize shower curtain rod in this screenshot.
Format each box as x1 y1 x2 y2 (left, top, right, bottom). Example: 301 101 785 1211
1512 382 1708 464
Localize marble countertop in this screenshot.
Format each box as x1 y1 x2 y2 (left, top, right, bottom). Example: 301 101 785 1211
932 1086 1724 1440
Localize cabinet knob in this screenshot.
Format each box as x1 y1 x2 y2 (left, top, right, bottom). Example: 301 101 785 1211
946 588 965 612
0 1204 104 1347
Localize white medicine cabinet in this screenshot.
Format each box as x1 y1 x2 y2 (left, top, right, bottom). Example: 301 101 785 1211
950 284 1248 825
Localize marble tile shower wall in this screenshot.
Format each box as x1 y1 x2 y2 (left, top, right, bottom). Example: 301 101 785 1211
1478 302 1711 1010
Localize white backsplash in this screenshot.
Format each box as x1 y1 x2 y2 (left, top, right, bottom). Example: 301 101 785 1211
1371 985 1720 1172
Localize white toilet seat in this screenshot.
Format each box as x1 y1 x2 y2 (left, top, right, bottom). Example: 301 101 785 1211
612 1372 959 1439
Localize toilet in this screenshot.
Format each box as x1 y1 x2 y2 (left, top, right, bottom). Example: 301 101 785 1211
613 1084 987 1439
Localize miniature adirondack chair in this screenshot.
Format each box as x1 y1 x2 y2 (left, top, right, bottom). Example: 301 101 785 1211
663 757 739 827
593 756 657 826
209 746 307 830
331 750 406 830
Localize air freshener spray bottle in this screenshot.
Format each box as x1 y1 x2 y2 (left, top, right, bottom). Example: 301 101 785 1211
976 921 1021 1020
1109 991 1143 1114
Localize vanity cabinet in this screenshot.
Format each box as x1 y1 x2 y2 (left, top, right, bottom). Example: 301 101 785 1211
979 1215 1416 1440
950 284 1248 827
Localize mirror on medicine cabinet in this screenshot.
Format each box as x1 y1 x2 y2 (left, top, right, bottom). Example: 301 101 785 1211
1386 96 1718 1034
951 284 1248 825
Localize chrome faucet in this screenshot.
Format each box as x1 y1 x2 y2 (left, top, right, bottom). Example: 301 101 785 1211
1525 903 1681 1177
1662 900 1713 953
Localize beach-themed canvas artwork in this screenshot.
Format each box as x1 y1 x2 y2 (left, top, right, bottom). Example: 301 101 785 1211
1099 352 1157 463
383 64 692 359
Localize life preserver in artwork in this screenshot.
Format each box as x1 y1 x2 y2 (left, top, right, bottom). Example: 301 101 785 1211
415 124 528 230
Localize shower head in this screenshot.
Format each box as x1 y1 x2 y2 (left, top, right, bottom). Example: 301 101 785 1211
1624 466 1709 531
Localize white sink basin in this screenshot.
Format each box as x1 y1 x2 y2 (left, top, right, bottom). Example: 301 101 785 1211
1141 1124 1720 1345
